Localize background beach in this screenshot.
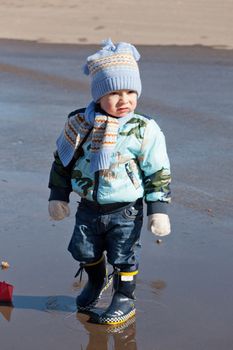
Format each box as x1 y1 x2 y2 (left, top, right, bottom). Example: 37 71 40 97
0 1 233 349
0 0 233 48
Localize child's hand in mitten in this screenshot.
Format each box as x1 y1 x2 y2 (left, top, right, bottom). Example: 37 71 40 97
48 200 70 221
148 213 171 236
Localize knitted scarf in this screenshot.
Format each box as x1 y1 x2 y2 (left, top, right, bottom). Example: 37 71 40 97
56 101 128 173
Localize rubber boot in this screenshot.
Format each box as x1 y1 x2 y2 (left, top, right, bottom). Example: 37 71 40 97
76 255 107 312
90 270 138 325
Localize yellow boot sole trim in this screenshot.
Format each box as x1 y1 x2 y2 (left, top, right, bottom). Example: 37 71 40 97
106 315 136 333
98 308 136 325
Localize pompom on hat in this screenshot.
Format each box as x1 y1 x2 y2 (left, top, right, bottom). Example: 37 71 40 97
83 38 142 102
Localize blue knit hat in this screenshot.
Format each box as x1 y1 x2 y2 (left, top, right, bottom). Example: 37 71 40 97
83 39 142 102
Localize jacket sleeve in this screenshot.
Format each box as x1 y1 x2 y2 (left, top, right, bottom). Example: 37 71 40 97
138 119 171 215
48 150 73 202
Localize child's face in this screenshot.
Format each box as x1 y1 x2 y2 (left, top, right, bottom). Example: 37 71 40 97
99 90 138 117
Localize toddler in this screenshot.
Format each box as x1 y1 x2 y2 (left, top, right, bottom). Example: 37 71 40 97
48 39 171 325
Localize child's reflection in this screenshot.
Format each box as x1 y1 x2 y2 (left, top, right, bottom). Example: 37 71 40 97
77 312 137 350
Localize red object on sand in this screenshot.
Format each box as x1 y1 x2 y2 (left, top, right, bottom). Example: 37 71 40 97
0 281 14 303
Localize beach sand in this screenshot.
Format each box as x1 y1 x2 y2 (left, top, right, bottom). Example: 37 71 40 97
0 0 233 48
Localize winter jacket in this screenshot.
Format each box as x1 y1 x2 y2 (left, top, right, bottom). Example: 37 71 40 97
49 109 171 215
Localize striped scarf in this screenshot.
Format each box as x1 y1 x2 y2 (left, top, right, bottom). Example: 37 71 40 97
56 102 122 173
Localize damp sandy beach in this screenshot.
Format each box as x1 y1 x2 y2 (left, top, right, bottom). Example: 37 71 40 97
0 1 233 349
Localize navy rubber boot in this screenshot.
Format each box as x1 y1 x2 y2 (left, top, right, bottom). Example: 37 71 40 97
76 255 107 312
90 270 137 324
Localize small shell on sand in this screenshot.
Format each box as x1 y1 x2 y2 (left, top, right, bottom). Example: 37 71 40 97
1 261 10 269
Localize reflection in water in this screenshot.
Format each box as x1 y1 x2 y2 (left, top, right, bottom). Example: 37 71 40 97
0 303 14 321
77 312 137 350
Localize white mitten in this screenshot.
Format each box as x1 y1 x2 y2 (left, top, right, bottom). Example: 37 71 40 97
48 200 70 221
148 213 171 236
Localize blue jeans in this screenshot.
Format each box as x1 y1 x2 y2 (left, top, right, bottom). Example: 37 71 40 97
68 198 143 272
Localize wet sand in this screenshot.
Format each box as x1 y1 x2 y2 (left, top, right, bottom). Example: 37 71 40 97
0 39 233 349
